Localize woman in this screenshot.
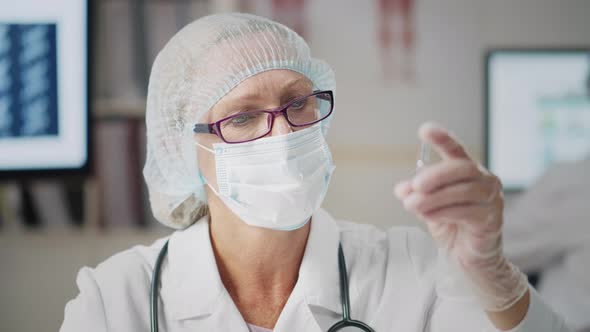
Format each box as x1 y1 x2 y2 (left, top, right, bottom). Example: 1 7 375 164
60 13 568 332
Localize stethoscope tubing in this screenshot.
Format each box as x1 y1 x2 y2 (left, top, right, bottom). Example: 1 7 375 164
150 240 375 332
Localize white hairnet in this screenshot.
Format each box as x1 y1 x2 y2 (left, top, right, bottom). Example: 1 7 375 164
143 12 336 229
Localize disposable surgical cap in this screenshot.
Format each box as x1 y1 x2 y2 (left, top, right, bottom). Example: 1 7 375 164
143 12 336 229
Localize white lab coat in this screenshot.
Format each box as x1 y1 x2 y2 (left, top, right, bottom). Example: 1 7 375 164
60 209 568 332
503 159 590 332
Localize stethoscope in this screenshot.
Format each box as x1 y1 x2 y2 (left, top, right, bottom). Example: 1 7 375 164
150 240 376 332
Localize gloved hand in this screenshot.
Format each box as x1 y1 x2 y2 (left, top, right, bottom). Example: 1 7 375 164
394 123 529 312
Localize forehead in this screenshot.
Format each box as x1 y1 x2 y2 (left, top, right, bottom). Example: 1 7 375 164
194 27 314 120
202 69 313 121
229 69 312 94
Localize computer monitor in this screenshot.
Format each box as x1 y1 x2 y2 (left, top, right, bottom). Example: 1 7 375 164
485 49 590 191
0 0 90 178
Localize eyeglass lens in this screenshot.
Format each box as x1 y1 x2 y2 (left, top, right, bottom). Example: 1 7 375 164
218 92 332 143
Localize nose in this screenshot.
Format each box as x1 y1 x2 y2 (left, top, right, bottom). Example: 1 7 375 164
270 113 293 136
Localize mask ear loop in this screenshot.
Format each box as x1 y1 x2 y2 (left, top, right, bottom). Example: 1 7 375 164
196 141 214 154
195 143 222 197
199 171 221 197
198 171 207 186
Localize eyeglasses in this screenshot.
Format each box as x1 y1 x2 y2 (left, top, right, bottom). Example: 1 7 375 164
193 90 334 144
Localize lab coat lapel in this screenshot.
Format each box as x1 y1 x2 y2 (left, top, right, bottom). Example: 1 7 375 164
273 294 324 332
161 209 343 332
298 209 342 315
161 215 249 331
274 209 343 332
180 293 251 331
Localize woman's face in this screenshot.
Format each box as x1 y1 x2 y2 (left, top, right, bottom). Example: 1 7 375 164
195 69 314 191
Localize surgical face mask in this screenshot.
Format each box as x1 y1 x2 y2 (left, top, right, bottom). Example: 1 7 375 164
197 124 335 231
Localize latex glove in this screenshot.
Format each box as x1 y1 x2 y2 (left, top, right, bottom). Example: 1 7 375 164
394 123 529 312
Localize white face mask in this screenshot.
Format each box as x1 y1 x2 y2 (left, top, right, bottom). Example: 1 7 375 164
197 124 335 231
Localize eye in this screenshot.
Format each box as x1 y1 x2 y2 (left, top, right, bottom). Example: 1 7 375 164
290 98 307 110
225 112 265 127
230 114 253 125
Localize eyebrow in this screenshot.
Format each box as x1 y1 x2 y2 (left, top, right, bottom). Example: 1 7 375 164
214 78 313 119
227 77 311 103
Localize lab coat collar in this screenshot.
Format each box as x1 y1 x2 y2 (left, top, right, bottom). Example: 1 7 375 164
295 208 342 315
163 208 342 321
163 215 224 320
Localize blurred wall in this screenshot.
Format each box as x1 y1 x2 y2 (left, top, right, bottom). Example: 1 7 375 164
0 0 589 331
321 0 590 228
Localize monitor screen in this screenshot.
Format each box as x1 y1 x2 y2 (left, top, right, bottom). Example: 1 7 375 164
485 49 590 190
0 0 89 176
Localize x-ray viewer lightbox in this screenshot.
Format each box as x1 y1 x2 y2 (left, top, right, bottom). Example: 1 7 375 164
485 49 590 190
0 0 89 176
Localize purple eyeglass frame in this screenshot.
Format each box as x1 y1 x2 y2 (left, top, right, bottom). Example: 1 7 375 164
193 90 334 144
